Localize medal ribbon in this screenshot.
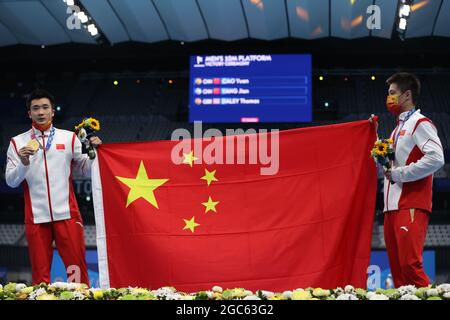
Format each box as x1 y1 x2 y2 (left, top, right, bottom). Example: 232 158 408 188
30 126 55 151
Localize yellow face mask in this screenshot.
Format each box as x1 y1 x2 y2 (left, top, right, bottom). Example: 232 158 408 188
386 92 404 115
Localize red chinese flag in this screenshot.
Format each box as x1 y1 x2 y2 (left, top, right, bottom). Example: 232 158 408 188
92 120 377 291
213 88 221 95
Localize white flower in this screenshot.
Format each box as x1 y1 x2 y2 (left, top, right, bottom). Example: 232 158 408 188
73 292 86 300
0 284 3 290
205 291 214 299
260 290 274 299
437 284 450 294
212 286 223 293
344 285 355 293
398 285 417 296
400 294 420 300
443 292 450 299
165 293 183 300
426 288 439 297
243 290 253 297
243 295 261 300
154 286 177 298
151 287 180 300
282 291 293 299
369 293 389 300
333 287 344 296
336 293 358 300
67 283 83 291
368 293 389 300
15 283 26 292
49 282 67 290
28 288 47 300
49 282 82 291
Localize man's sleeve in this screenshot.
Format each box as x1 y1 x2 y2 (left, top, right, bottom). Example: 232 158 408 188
5 140 29 188
72 134 93 177
391 120 445 183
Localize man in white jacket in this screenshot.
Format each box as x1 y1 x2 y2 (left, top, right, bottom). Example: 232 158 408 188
382 73 444 288
5 89 102 285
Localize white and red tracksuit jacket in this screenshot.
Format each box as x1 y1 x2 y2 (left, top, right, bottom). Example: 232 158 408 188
384 109 445 213
5 126 93 224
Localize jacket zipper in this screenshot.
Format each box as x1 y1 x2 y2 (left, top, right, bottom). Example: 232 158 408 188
386 179 391 211
386 125 399 212
42 135 54 222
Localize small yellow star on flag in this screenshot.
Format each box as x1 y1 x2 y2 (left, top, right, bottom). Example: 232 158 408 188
202 196 219 213
182 151 198 167
183 216 200 233
115 161 168 208
201 169 218 186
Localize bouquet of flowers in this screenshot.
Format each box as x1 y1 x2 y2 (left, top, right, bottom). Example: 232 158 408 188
371 138 395 182
74 117 101 160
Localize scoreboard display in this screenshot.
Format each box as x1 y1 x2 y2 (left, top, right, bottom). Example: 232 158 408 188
189 54 312 123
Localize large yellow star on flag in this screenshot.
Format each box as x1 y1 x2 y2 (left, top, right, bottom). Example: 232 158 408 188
115 161 169 208
201 169 218 186
202 196 219 213
183 216 200 233
182 151 198 167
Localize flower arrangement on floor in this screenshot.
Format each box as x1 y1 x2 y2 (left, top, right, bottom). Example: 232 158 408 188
0 282 449 300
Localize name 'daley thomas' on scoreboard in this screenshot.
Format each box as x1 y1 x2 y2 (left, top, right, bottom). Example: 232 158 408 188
201 98 260 105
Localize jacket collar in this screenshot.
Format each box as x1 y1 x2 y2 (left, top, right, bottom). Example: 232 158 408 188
398 108 420 122
31 124 54 136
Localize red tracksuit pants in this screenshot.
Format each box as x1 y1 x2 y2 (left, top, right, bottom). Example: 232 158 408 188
384 209 430 288
25 217 89 286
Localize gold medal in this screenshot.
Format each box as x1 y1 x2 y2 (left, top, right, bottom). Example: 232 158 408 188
27 139 40 152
